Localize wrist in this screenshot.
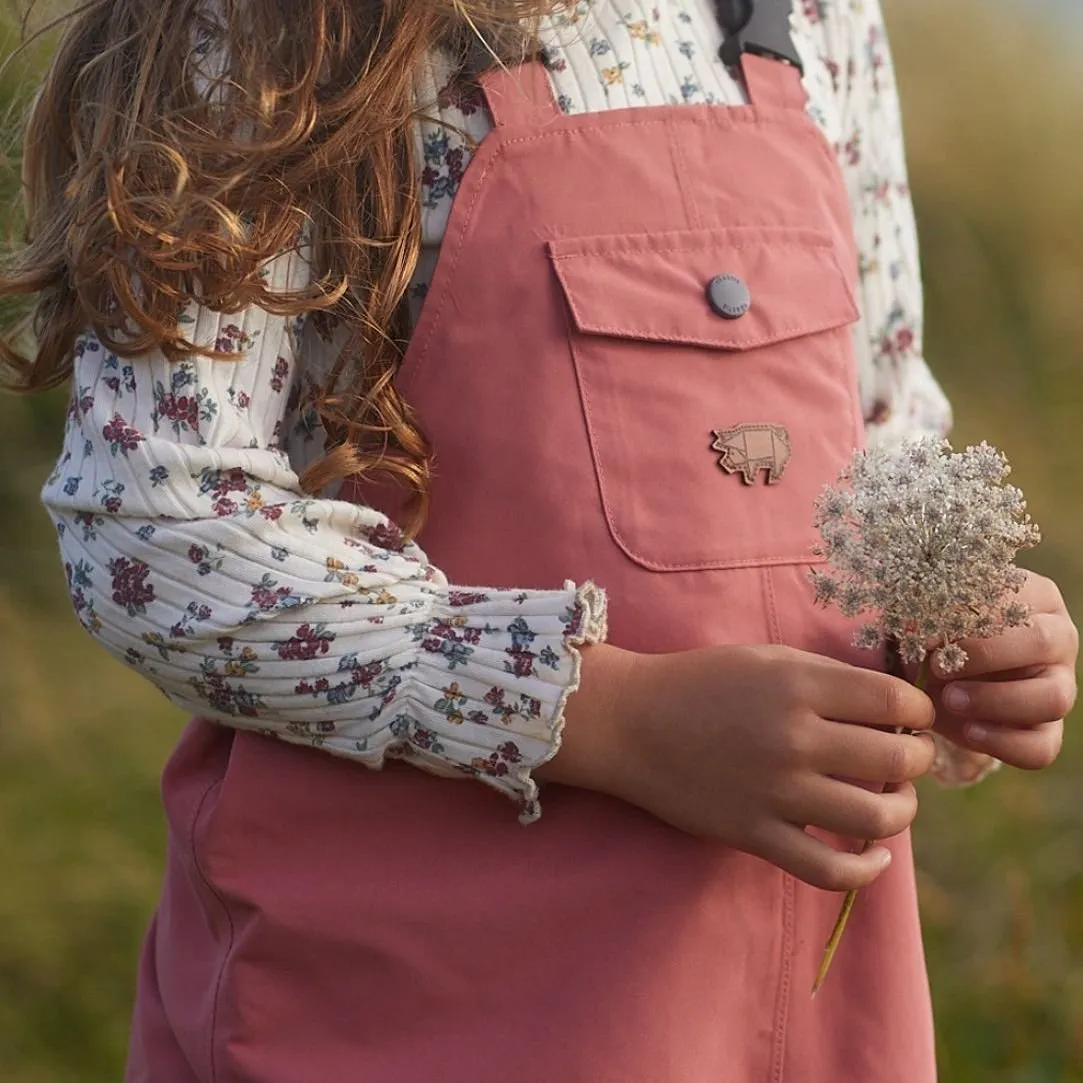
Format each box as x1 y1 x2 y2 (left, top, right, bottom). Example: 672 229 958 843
536 641 640 796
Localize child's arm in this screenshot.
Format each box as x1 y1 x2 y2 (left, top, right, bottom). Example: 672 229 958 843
41 242 605 825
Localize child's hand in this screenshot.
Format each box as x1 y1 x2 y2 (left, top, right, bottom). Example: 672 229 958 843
930 571 1077 770
549 642 937 892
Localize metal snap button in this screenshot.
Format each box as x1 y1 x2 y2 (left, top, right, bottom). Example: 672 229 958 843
706 274 751 319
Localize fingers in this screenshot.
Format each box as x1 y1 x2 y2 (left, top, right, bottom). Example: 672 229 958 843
811 667 936 733
755 822 893 893
935 715 1064 772
1012 570 1066 612
814 720 937 784
781 777 919 843
933 611 1078 680
940 669 1077 728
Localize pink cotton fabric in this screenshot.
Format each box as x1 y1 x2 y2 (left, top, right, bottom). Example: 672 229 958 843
127 55 936 1082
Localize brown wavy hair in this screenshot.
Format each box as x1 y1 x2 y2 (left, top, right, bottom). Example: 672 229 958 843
0 0 551 536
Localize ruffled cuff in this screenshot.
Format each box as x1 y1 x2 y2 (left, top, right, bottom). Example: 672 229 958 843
930 734 1002 788
395 580 608 823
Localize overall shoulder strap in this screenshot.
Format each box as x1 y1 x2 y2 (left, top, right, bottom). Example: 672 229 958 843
715 0 806 110
479 56 563 131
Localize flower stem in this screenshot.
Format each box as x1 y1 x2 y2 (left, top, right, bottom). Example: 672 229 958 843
913 652 932 693
811 652 933 996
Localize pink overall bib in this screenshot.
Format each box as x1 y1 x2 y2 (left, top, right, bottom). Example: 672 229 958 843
127 45 937 1083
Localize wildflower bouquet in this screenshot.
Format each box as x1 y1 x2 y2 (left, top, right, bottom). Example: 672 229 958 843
808 437 1041 994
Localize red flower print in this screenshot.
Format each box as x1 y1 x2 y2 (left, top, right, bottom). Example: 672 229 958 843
215 323 249 354
250 582 293 611
496 741 522 764
471 753 509 778
505 647 536 678
69 389 95 420
445 147 465 188
436 76 483 116
212 468 249 498
276 623 335 661
411 727 436 750
108 557 156 616
350 661 384 687
102 415 144 457
198 467 251 517
295 678 332 696
428 620 481 647
364 521 405 552
169 602 213 638
157 393 201 430
448 590 489 607
270 355 290 393
197 673 263 717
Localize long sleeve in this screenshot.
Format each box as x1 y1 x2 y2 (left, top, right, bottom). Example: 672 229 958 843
818 0 954 451
41 244 607 824
819 0 997 788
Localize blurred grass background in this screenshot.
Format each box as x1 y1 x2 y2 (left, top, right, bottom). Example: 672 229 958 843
1 0 1081 1079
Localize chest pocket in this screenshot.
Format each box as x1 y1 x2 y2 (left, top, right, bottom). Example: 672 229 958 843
549 227 862 572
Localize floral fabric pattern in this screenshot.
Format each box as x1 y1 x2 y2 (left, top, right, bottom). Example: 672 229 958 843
43 0 955 824
44 269 607 824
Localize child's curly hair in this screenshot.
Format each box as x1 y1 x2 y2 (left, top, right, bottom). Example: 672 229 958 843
0 0 548 536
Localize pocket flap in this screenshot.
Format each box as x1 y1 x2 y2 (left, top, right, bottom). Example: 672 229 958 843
548 227 859 351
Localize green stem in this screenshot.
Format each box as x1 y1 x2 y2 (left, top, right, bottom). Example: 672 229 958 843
812 649 934 996
914 652 932 692
811 839 873 996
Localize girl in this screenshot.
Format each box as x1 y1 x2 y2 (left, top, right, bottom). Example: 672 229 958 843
4 0 1076 1079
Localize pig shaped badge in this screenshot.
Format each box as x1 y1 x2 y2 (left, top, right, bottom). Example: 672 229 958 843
711 424 791 485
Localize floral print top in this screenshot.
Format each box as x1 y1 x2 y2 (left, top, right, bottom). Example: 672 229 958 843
41 0 958 824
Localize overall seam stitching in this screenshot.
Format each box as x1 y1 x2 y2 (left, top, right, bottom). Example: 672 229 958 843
772 873 796 1083
667 122 702 230
550 237 836 257
763 566 794 1083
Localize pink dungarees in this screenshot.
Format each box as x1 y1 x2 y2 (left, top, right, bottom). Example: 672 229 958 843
127 44 936 1083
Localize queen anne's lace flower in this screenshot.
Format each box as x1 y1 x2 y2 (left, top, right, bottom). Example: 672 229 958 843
809 439 1039 997
810 438 1040 674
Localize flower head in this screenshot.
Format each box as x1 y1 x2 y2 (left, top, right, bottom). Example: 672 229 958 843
810 438 1040 669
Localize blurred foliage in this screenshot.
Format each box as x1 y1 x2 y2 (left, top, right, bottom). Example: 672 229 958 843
0 0 1081 1079
886 4 1083 1080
